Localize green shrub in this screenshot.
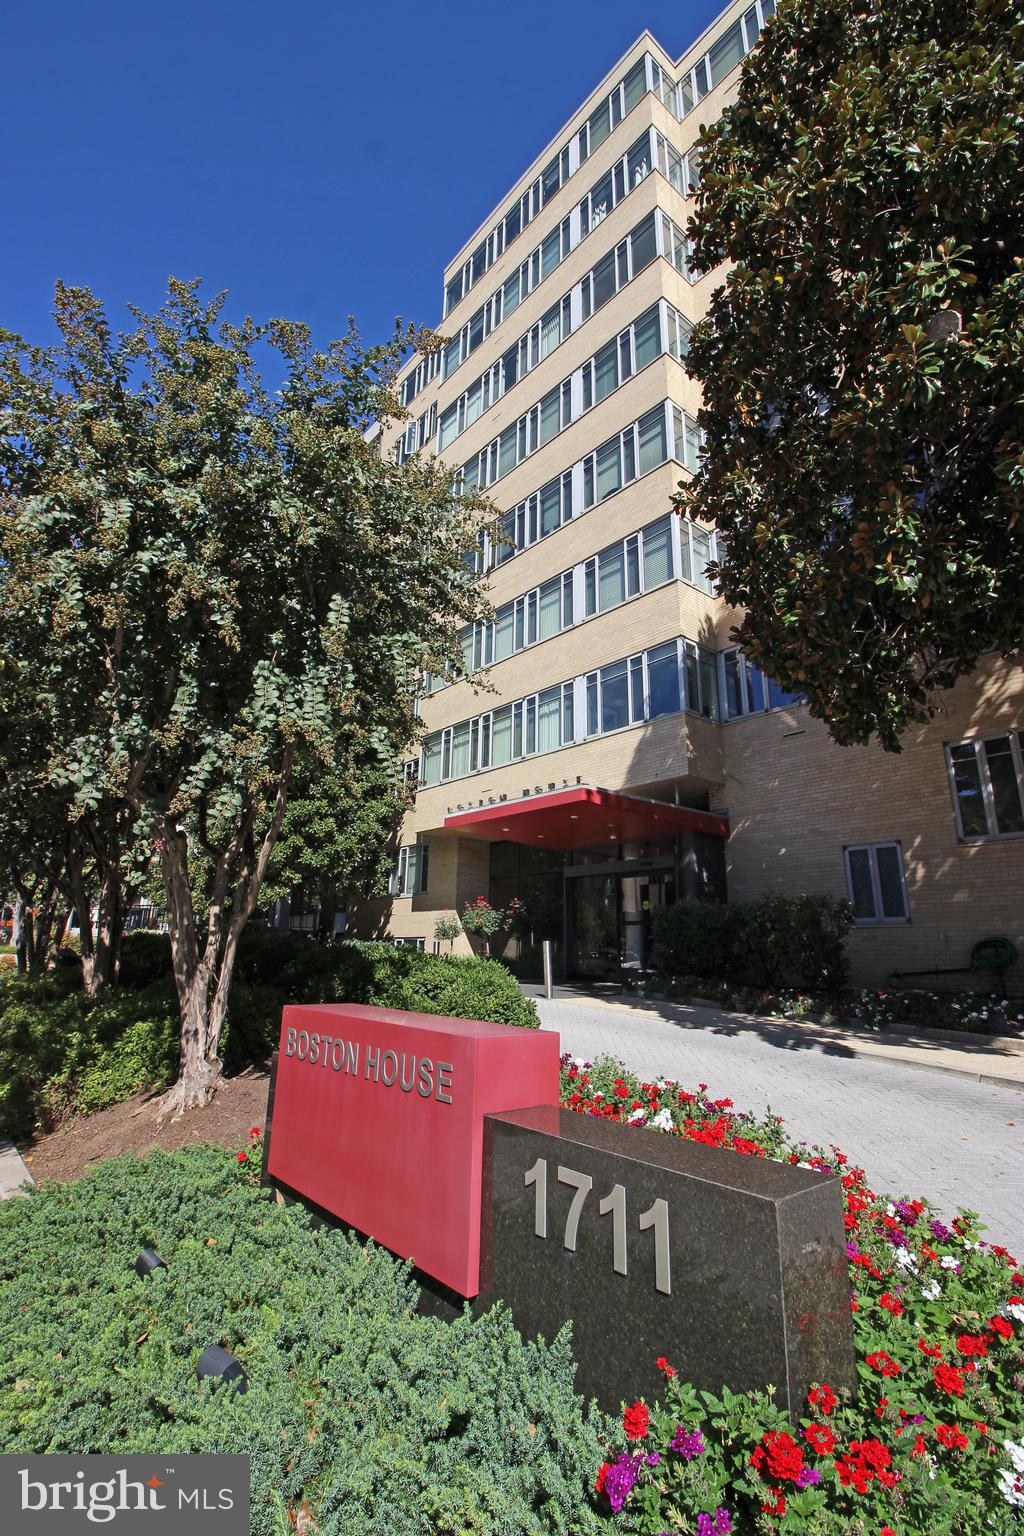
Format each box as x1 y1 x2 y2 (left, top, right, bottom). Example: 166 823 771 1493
0 975 179 1138
652 895 852 992
0 1147 605 1534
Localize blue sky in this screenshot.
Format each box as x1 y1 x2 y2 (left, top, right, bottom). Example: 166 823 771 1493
5 1 726 354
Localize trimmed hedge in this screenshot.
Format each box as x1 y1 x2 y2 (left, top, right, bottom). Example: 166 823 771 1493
0 1146 605 1534
0 934 538 1138
652 895 853 991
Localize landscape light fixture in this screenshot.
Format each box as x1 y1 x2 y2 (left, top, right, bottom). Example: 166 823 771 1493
196 1344 248 1394
134 1247 167 1279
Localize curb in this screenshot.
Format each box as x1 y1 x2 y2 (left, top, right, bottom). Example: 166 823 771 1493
541 996 1024 1093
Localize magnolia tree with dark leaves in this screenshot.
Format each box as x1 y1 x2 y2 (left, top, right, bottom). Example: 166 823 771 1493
0 281 482 1116
680 0 1024 750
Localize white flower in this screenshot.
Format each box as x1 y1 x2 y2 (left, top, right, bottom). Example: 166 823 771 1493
571 1056 588 1068
940 1255 960 1270
651 1108 674 1132
893 1248 918 1272
920 1279 942 1300
628 1107 647 1124
655 1079 669 1090
592 1090 604 1100
886 1202 897 1217
999 1445 1024 1506
961 1238 983 1251
1006 1439 1024 1475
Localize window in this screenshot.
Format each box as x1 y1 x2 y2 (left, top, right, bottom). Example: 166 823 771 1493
844 844 909 924
947 731 1024 840
390 843 430 898
392 937 425 950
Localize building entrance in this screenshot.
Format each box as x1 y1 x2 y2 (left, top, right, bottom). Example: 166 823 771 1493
566 865 676 980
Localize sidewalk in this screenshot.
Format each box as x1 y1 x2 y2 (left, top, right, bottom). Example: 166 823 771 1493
0 1139 34 1199
526 988 1024 1092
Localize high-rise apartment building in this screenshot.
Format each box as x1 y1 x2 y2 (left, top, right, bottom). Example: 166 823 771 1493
351 0 1023 991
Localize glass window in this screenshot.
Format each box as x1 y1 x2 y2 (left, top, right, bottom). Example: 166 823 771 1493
631 212 657 272
845 843 909 923
599 544 625 611
746 660 767 713
768 677 804 709
589 99 611 150
450 722 471 779
421 735 442 787
539 578 562 640
539 385 561 446
596 438 622 500
586 673 599 735
592 250 617 310
948 742 988 836
700 650 720 721
638 407 666 474
642 516 673 588
601 660 630 732
491 705 514 766
540 478 561 536
494 603 515 662
709 19 746 86
623 58 646 111
540 304 562 359
439 405 458 451
724 652 744 717
648 641 681 719
538 685 562 753
633 306 661 368
691 526 712 593
985 736 1024 834
593 338 619 404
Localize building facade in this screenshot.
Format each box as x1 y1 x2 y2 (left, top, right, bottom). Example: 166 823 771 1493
352 2 1024 992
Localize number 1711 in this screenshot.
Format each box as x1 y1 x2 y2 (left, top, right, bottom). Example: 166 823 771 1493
524 1157 671 1294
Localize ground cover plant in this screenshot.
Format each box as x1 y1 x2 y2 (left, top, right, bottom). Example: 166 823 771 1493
0 934 537 1138
561 1055 1024 1534
0 1144 604 1536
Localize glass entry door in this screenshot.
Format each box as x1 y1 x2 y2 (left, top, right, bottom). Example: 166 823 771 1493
568 874 621 978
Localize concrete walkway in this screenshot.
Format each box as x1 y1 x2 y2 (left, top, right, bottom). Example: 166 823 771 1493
0 1139 34 1200
536 993 1024 1256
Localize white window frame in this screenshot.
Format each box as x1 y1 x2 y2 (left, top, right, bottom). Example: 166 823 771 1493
945 730 1024 842
843 842 910 925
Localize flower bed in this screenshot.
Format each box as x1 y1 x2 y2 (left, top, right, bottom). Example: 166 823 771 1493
560 1055 1024 1532
641 975 1024 1037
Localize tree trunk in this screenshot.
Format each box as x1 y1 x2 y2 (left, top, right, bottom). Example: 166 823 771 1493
32 883 59 974
317 884 338 944
82 865 124 996
47 909 71 968
12 898 29 975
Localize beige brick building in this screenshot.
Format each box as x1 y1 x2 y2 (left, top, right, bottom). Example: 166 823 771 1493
349 1 1023 993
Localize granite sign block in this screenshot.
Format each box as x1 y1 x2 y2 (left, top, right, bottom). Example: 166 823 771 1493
479 1106 855 1414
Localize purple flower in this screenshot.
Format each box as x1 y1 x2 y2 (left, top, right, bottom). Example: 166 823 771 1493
696 1511 733 1536
796 1466 821 1488
895 1200 919 1227
670 1426 706 1459
930 1219 953 1241
644 1452 660 1466
846 1240 861 1259
604 1454 640 1513
886 1227 910 1249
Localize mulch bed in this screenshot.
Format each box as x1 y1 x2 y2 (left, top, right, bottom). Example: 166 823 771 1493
17 1068 271 1185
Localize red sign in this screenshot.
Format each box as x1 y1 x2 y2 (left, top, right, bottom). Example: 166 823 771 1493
266 1003 560 1296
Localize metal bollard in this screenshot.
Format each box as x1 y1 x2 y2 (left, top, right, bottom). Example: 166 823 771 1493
542 939 554 1000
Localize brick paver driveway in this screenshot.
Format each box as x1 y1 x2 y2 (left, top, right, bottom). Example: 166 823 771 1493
536 995 1024 1256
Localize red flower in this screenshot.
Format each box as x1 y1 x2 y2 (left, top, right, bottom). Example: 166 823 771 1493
956 1333 988 1357
917 1338 942 1358
878 1292 904 1315
989 1315 1013 1340
911 1434 928 1458
655 1356 676 1378
750 1430 805 1483
804 1423 836 1455
623 1400 649 1440
761 1492 787 1518
808 1384 837 1415
249 1126 261 1138
866 1351 900 1377
236 1151 247 1163
936 1424 969 1451
933 1364 966 1397
834 1438 896 1495
595 1462 609 1495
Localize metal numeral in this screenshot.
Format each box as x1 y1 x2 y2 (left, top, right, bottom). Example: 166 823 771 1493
638 1197 671 1294
524 1156 547 1238
522 1159 672 1294
557 1166 593 1251
598 1183 627 1275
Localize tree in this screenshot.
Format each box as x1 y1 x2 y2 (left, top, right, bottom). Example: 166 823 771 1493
681 0 1024 750
0 280 483 1114
265 747 412 942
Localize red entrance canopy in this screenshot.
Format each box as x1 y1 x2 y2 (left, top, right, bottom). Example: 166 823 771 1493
443 786 728 850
